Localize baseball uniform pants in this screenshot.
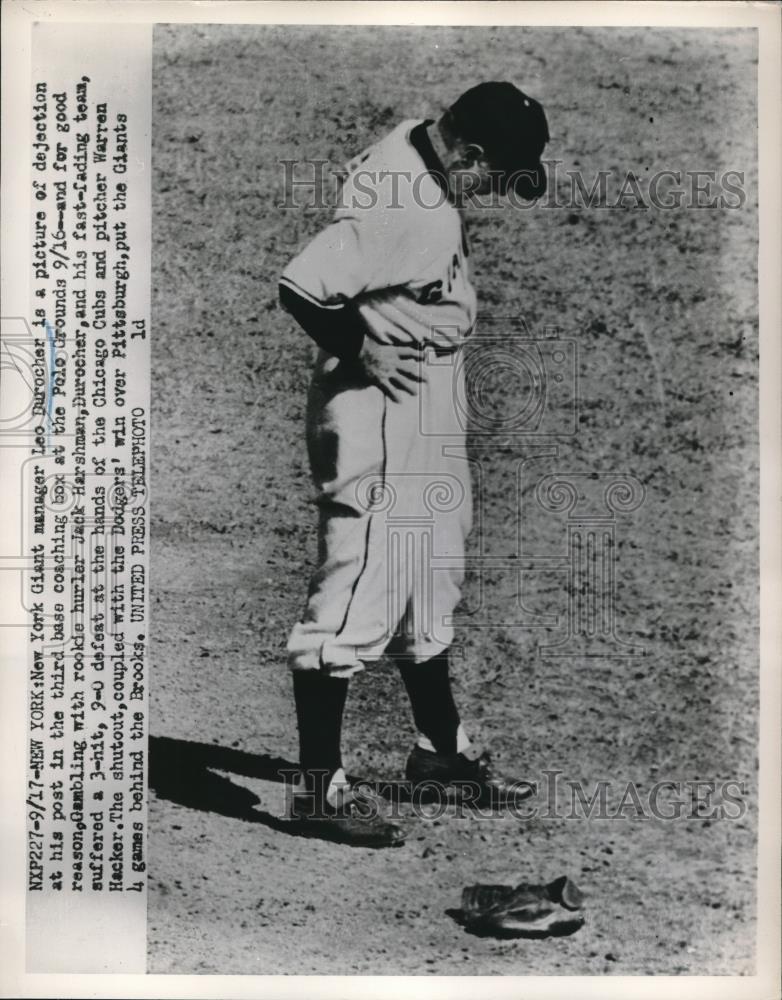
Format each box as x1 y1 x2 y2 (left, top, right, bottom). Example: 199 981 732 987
287 349 472 678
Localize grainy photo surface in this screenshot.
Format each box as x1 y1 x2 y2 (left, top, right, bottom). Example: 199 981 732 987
148 24 758 975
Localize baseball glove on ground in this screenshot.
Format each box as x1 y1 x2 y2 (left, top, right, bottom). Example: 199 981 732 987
455 875 585 938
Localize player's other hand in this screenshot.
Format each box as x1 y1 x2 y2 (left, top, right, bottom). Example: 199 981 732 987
354 338 426 403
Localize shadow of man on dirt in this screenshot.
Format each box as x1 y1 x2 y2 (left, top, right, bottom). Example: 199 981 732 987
148 735 299 834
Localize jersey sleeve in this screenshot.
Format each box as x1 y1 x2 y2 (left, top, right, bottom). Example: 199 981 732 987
279 127 459 310
279 216 373 307
278 281 366 361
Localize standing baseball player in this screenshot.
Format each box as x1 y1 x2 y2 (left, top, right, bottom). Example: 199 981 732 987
279 82 549 847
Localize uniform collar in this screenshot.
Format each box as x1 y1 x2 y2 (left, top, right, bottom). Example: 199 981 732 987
409 119 452 203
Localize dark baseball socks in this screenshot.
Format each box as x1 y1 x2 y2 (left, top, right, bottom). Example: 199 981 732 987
398 649 470 755
292 671 349 806
292 650 470 807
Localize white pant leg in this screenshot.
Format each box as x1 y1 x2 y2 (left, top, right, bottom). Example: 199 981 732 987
287 356 399 676
287 351 471 675
387 357 472 663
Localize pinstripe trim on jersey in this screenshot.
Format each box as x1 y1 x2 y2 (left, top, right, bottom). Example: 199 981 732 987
409 120 451 202
279 275 346 310
330 394 389 650
409 121 472 257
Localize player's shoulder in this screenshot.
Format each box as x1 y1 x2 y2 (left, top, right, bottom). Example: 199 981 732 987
336 119 459 243
344 119 422 176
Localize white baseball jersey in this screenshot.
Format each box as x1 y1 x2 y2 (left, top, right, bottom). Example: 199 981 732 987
284 120 476 676
280 120 477 356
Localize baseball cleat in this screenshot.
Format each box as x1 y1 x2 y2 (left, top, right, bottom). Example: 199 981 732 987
289 785 406 849
405 744 535 808
458 876 585 938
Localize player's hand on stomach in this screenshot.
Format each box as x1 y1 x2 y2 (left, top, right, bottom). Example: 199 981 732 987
353 338 426 403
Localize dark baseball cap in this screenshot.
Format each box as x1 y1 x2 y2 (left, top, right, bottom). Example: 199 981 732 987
448 81 550 199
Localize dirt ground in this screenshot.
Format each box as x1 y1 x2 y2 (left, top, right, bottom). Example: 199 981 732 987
148 25 758 975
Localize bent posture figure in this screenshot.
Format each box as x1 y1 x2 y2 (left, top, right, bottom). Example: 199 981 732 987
280 82 550 847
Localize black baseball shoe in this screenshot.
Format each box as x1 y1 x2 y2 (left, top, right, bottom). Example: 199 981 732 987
405 744 535 808
289 785 406 848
